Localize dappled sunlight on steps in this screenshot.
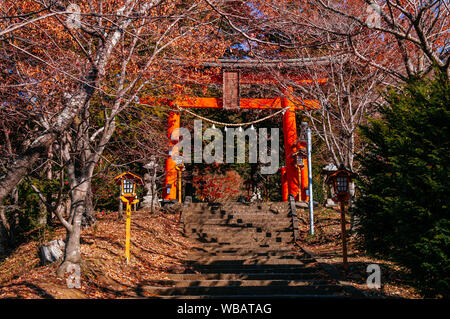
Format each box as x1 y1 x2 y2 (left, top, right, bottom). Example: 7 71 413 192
141 202 352 299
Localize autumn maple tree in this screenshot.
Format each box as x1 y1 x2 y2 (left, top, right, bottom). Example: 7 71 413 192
193 168 244 203
0 0 228 276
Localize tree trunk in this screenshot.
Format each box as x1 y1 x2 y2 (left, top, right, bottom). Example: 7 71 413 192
46 145 53 180
348 180 358 234
64 197 71 219
38 199 48 227
118 200 123 220
0 224 6 257
57 186 85 277
0 150 44 205
0 206 10 256
149 167 159 213
82 185 96 228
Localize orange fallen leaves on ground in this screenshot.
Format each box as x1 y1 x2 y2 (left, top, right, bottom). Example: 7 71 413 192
0 209 197 299
297 207 422 299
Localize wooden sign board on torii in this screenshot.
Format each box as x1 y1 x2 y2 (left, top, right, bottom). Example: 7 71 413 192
142 58 328 203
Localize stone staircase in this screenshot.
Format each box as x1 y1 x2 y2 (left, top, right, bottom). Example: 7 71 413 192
144 202 350 299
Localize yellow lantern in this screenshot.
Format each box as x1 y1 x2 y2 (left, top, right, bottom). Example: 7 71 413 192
114 172 143 202
114 172 143 264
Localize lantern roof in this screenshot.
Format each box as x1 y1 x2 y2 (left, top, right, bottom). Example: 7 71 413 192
325 165 355 184
322 163 338 173
292 149 307 157
114 172 144 185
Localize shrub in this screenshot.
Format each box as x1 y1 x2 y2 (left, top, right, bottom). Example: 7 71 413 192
91 161 120 211
193 169 244 202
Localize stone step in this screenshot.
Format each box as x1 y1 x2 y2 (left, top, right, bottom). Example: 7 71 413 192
183 214 292 220
188 239 294 246
188 251 303 257
185 229 294 236
185 254 314 261
188 238 294 245
144 279 334 287
186 203 289 210
185 212 291 215
185 221 292 226
192 207 290 213
186 257 312 265
184 224 293 231
189 229 294 234
183 218 293 225
188 252 303 259
187 228 294 236
190 244 298 251
188 233 294 242
186 221 293 227
184 215 292 220
188 264 323 274
147 294 348 299
190 245 297 251
184 217 292 222
184 213 292 219
186 229 294 235
189 230 294 236
185 205 289 211
141 284 344 296
151 272 327 281
187 253 307 260
187 230 294 236
185 258 314 265
186 251 311 258
184 218 292 224
184 220 293 227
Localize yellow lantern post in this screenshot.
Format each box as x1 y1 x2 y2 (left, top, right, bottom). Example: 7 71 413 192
124 198 132 262
174 158 185 204
114 172 143 264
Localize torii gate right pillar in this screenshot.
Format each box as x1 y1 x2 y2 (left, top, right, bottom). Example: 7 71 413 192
282 91 300 201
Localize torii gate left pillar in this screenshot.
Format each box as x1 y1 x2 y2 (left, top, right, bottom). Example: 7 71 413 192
164 111 180 201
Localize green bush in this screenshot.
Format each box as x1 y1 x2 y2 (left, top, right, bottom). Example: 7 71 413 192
91 160 121 211
355 73 450 298
4 178 63 243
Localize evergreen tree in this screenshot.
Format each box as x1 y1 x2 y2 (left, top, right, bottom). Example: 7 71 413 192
355 73 450 297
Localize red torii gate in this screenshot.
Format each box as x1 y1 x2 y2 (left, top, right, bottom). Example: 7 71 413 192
145 59 326 202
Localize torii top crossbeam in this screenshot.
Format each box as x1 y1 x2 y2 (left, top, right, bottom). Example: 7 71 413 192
151 57 330 110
